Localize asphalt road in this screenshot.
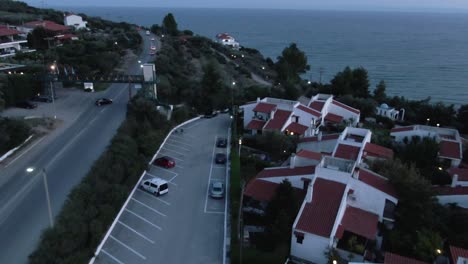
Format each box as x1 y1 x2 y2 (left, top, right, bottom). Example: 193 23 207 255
94 115 231 264
0 31 159 263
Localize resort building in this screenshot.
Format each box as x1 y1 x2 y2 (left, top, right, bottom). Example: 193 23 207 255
17 20 70 34
0 25 29 57
215 33 240 49
376 103 403 121
64 14 87 29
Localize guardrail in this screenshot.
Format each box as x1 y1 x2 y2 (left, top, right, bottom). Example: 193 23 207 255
89 116 201 264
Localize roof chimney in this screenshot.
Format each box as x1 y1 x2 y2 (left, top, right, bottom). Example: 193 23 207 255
290 153 296 169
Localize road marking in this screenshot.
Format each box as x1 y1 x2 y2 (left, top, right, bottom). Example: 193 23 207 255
170 134 193 143
162 147 185 156
145 171 178 186
153 166 178 175
167 138 192 148
125 208 162 230
204 136 218 213
205 211 224 215
136 189 171 206
176 165 184 169
164 142 191 151
168 174 178 182
118 221 155 244
101 249 125 264
110 235 146 260
4 136 45 168
131 198 166 217
213 166 225 169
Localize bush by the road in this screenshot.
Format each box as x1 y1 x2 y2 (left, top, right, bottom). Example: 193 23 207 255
28 97 183 264
0 117 31 156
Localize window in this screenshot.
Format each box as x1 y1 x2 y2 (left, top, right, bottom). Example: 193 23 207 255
296 236 304 244
150 183 158 188
144 182 150 186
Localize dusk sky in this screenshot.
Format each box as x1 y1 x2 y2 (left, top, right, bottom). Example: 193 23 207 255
21 0 468 12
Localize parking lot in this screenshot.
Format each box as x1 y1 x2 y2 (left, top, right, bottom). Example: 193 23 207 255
94 114 231 264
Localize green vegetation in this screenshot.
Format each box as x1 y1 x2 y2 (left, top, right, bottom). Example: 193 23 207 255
0 117 31 156
28 97 188 263
162 13 179 36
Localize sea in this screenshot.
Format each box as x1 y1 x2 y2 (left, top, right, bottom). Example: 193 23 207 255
53 6 468 105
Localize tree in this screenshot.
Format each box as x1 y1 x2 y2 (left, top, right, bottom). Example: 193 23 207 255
331 67 371 98
27 27 55 50
196 63 226 113
162 13 178 36
456 104 468 134
275 43 310 84
373 80 387 103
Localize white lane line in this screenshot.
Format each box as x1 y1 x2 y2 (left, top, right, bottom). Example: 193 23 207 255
136 189 171 206
204 136 218 213
101 249 125 264
213 166 225 169
205 211 224 215
110 235 146 260
169 134 193 143
118 221 155 244
158 154 183 162
167 181 178 186
124 209 162 230
176 165 184 169
152 166 178 175
162 148 185 156
167 138 192 148
4 136 45 167
131 198 166 217
168 174 178 182
164 142 190 151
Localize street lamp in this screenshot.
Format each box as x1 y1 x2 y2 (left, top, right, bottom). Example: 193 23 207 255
436 248 442 255
49 64 57 119
26 167 54 228
426 118 430 125
332 260 338 264
238 138 242 156
436 123 440 127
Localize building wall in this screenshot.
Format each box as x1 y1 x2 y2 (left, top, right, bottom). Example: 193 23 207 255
65 15 86 29
391 130 438 142
437 195 468 209
240 103 256 128
328 103 360 126
290 232 330 264
261 174 314 189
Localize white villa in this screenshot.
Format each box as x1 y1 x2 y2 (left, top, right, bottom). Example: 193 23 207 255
215 33 240 49
0 25 29 57
376 103 403 121
64 14 87 30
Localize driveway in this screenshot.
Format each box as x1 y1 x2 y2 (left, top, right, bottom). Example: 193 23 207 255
94 114 231 264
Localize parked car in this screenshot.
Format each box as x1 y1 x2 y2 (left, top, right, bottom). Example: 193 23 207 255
16 101 37 109
150 45 156 51
31 95 52 103
215 153 227 164
95 98 113 106
153 156 176 168
216 138 227 148
149 51 155 56
140 178 168 196
204 110 218 118
209 181 225 199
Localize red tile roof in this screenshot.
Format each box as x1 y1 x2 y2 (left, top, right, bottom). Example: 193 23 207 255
257 166 316 179
364 143 394 159
246 119 266 130
358 169 397 197
0 26 22 37
334 144 361 161
285 122 308 135
439 140 462 160
336 206 379 239
264 109 292 130
55 33 77 40
296 105 321 117
253 102 276 113
384 252 428 264
216 33 234 40
295 178 346 237
332 100 360 114
390 126 415 133
448 167 468 181
309 101 325 112
300 134 340 143
244 179 279 202
325 113 344 123
450 246 468 263
296 149 322 161
23 20 69 32
433 186 468 195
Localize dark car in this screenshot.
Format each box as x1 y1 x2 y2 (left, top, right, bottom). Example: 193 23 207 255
153 156 176 168
203 110 218 118
95 98 113 106
215 153 227 164
209 181 225 199
31 95 53 103
216 138 227 148
16 101 37 109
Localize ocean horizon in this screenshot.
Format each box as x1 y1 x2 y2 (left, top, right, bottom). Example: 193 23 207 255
53 6 468 105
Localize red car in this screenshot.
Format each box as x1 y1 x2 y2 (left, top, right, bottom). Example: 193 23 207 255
153 156 175 168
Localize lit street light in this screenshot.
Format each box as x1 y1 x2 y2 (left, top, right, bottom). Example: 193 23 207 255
26 167 54 228
49 64 57 119
238 138 242 156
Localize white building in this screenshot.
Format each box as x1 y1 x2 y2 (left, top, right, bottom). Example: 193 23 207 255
64 14 87 30
215 33 239 49
0 25 29 57
376 103 402 121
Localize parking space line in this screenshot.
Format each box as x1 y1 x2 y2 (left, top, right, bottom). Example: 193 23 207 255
125 209 162 230
4 136 45 168
176 165 184 169
131 198 167 217
204 136 218 213
136 189 171 206
118 221 155 244
152 166 178 175
164 142 190 151
167 138 192 148
101 249 125 264
110 235 146 260
213 166 225 169
145 172 177 186
205 211 224 215
162 147 186 156
158 154 184 162
169 134 192 142
168 174 178 182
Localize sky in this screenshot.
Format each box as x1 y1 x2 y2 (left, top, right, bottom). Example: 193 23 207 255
21 0 468 12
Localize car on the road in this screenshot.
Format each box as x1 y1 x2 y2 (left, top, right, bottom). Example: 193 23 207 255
151 37 155 41
150 45 156 51
95 98 113 106
140 178 168 196
204 110 218 118
216 138 227 148
209 181 225 199
31 95 53 103
149 51 155 56
215 153 227 164
146 30 150 35
153 156 176 168
16 101 37 109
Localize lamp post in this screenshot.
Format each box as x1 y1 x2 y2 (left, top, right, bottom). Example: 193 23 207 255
26 167 54 228
231 81 236 113
49 64 57 119
426 118 430 125
238 137 242 156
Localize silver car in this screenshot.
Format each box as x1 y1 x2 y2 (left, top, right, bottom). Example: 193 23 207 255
209 181 225 199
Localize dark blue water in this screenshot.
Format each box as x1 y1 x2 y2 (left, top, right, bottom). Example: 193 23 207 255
55 7 468 105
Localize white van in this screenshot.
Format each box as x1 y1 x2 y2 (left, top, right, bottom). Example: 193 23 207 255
83 82 94 92
140 178 168 196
